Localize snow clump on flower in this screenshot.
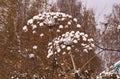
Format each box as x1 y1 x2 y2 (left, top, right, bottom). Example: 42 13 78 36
29 53 35 58
33 45 38 50
23 26 28 32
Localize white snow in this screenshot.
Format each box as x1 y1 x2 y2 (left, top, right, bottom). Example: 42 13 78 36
73 39 78 43
82 36 87 41
59 25 63 29
62 13 67 18
33 15 39 20
39 23 44 26
32 30 37 34
67 46 71 51
48 21 53 25
39 17 44 20
57 48 61 53
88 38 94 42
91 43 95 47
81 43 86 46
48 42 52 46
114 60 120 67
54 40 59 44
61 44 66 49
16 77 19 79
11 76 14 79
47 51 53 58
40 33 44 37
61 18 65 21
63 52 66 55
80 32 84 36
27 19 33 25
57 29 60 32
71 31 75 34
53 15 57 19
68 15 72 18
77 24 81 28
23 26 28 32
117 25 120 30
29 53 35 58
44 16 55 26
65 25 69 28
88 47 92 50
83 49 88 53
32 25 37 30
73 18 78 22
68 21 72 25
33 45 38 50
84 34 88 37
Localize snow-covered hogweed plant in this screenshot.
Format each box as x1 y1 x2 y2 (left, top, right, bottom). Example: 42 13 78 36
18 12 94 79
22 12 82 51
22 12 81 34
47 31 95 58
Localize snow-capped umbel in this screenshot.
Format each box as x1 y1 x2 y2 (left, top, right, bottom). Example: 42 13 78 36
22 12 82 34
47 31 95 58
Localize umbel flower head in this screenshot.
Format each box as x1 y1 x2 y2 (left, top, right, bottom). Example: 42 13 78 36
47 31 95 58
22 12 81 34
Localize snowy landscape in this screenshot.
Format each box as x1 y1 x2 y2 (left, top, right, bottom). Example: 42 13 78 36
0 0 120 79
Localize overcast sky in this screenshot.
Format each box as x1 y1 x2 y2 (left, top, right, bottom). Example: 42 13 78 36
81 0 120 23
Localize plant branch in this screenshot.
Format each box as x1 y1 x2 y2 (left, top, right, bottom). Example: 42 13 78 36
95 44 120 52
70 52 77 72
80 50 104 71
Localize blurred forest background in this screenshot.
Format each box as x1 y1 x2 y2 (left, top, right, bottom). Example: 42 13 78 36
0 0 120 79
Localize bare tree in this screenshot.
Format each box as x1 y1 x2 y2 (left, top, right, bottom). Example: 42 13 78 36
0 0 46 78
101 4 120 68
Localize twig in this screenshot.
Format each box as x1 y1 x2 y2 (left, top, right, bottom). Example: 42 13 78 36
81 50 104 71
95 44 120 52
70 52 77 72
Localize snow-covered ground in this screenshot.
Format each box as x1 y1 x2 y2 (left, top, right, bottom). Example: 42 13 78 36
97 60 120 79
